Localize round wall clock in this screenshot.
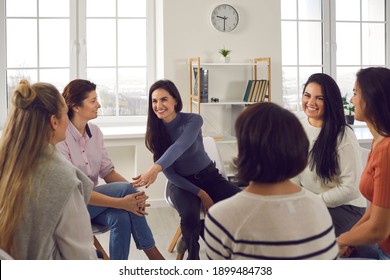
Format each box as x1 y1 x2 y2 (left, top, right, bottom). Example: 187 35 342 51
210 4 239 32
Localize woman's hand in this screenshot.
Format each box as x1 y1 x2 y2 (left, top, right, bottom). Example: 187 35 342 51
119 191 150 216
338 244 355 258
337 234 355 258
132 164 162 188
197 189 214 213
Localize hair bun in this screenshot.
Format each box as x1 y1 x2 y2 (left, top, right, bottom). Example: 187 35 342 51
12 79 37 109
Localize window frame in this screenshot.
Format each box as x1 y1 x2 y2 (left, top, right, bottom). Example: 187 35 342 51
281 0 390 112
0 0 155 129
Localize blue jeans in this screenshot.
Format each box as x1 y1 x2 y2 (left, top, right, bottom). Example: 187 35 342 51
377 245 390 260
88 182 155 260
350 244 390 260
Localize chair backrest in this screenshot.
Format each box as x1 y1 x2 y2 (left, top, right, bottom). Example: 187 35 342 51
164 136 226 207
202 136 227 179
0 248 13 260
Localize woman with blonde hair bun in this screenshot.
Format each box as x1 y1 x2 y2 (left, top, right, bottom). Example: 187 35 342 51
0 80 96 259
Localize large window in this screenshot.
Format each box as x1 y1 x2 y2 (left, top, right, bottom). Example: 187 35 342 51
0 0 154 128
281 0 388 111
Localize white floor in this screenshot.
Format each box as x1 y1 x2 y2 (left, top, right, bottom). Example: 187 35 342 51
94 206 207 260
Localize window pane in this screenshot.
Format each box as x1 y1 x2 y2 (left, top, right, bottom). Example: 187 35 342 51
299 67 322 90
362 0 384 21
39 0 69 17
40 20 69 67
6 0 37 17
87 69 116 116
118 68 147 116
336 67 361 97
336 23 360 65
281 22 298 65
6 19 37 68
362 23 385 65
87 19 116 66
298 22 322 65
336 0 360 21
7 69 38 106
87 0 116 17
118 19 146 66
298 0 321 20
282 67 299 110
118 0 146 17
40 69 69 92
281 0 297 20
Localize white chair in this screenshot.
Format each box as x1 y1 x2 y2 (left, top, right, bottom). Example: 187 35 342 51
0 248 13 260
165 136 228 258
92 223 110 260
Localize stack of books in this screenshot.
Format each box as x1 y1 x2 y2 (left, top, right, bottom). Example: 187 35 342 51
242 80 268 102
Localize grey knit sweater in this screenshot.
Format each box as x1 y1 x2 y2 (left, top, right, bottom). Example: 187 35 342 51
12 147 93 259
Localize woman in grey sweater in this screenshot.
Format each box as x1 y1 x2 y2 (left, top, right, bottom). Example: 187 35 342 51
0 80 96 259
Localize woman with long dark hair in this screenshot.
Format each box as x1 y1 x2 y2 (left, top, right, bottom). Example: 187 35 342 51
291 73 366 237
134 79 240 259
338 67 390 259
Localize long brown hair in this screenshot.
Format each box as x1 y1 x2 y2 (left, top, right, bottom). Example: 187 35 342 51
0 80 63 254
145 80 183 162
356 67 390 136
302 73 346 183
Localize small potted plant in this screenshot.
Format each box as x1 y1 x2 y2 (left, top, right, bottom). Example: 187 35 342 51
218 47 231 63
342 94 355 125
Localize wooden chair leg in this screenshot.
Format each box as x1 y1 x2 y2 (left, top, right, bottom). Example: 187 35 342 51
168 225 182 253
94 236 110 260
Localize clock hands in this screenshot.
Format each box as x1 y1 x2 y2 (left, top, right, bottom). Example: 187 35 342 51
216 15 228 31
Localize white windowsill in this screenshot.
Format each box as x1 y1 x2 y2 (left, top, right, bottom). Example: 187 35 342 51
0 124 147 140
99 125 146 139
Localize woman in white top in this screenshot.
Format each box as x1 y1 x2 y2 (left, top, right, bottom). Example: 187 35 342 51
291 73 366 237
0 80 96 259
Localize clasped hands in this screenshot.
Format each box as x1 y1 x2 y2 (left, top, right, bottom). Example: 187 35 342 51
122 191 150 216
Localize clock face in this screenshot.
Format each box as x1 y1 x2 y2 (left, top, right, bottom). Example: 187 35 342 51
210 4 239 32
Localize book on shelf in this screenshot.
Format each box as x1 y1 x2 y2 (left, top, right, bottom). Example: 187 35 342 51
246 80 255 102
258 80 268 102
250 80 261 102
253 80 262 102
242 79 269 102
193 67 209 103
242 80 253 102
243 80 257 102
242 80 268 102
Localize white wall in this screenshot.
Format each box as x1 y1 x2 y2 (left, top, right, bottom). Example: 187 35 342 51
158 0 282 108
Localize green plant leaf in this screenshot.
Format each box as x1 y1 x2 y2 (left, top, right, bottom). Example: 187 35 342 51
218 48 231 57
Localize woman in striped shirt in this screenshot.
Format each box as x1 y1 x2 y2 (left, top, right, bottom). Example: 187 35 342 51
205 102 338 260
